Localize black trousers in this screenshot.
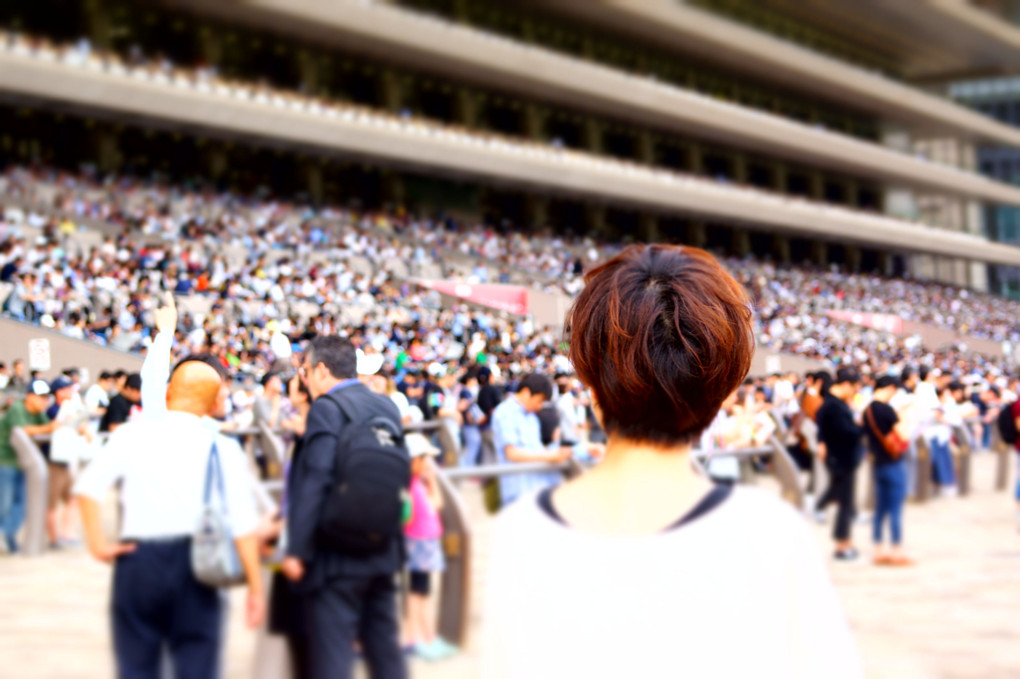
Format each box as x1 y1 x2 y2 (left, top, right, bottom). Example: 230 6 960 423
112 538 222 679
817 469 857 542
301 573 407 679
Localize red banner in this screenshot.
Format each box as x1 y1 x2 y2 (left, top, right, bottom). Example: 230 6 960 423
825 310 904 334
415 280 529 316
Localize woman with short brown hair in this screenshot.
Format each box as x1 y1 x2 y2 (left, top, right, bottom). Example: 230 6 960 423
483 244 860 679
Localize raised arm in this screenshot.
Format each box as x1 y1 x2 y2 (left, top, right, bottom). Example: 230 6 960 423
140 292 178 420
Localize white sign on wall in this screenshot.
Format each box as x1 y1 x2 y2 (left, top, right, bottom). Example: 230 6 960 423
28 338 51 372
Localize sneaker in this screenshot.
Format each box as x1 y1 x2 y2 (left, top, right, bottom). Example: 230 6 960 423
431 638 459 658
834 548 859 561
415 639 458 661
812 511 828 525
57 537 81 548
4 536 17 554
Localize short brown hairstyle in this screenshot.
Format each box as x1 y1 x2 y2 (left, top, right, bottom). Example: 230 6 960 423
567 244 754 446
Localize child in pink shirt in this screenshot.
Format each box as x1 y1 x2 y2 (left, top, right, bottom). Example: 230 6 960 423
403 434 457 660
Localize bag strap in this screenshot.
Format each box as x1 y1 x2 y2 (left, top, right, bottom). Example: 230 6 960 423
865 404 884 441
326 387 402 438
324 389 359 426
202 441 228 516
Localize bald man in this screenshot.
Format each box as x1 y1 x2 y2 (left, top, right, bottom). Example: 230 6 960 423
75 347 264 679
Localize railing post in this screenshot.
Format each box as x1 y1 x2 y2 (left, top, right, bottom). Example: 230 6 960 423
9 427 48 556
435 469 473 648
436 416 462 468
952 424 973 497
992 425 1010 492
766 436 804 510
914 436 932 503
257 421 287 480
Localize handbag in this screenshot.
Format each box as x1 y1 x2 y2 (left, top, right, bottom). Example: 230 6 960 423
866 404 908 460
191 441 246 588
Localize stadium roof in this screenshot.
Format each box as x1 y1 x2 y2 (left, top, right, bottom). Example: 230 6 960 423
3 49 1020 267
742 0 1020 81
538 0 1020 143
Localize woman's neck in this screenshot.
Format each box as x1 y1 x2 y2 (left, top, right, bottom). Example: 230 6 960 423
552 435 714 536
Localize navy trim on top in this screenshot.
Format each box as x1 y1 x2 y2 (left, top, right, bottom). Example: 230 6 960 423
537 483 733 533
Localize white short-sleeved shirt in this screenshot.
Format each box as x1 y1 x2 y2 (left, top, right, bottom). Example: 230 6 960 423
483 487 862 679
74 411 258 540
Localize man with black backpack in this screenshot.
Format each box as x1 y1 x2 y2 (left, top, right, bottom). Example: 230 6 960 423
283 335 409 679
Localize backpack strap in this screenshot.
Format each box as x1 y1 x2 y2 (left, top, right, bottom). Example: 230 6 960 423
324 388 359 426
325 386 403 439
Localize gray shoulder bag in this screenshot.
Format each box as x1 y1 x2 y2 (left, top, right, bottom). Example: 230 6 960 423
191 441 246 588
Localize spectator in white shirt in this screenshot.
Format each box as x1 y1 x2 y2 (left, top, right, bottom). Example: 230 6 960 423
484 244 860 679
83 371 114 419
74 303 264 678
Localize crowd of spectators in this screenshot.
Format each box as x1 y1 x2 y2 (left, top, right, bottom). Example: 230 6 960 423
4 162 1020 385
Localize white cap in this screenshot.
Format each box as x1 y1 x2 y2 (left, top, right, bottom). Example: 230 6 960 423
356 349 384 376
405 433 440 458
28 379 51 396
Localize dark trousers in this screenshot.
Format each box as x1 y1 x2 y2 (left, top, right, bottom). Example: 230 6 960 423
302 573 407 679
112 538 222 679
817 469 856 542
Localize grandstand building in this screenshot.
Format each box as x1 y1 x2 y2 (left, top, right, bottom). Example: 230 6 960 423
4 0 1020 295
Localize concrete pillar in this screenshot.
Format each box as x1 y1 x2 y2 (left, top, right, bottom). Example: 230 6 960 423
958 139 977 172
307 164 324 205
96 129 121 173
772 235 791 264
773 162 788 193
877 250 893 277
637 131 656 165
969 261 989 292
380 70 404 112
811 241 828 268
456 89 478 128
687 221 707 248
198 25 223 66
84 0 112 50
208 147 228 181
523 104 547 141
732 154 748 185
297 50 319 94
688 142 704 175
639 214 661 243
845 245 862 272
911 254 937 280
964 200 984 237
808 171 825 201
586 205 608 237
732 230 751 257
525 195 549 229
382 171 406 208
845 181 860 207
584 120 604 155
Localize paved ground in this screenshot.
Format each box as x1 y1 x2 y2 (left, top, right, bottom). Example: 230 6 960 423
1 453 1017 678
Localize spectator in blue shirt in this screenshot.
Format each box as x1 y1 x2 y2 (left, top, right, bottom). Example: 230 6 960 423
491 374 570 507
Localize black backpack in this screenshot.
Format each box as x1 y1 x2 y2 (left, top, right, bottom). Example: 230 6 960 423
318 390 411 556
997 403 1019 445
